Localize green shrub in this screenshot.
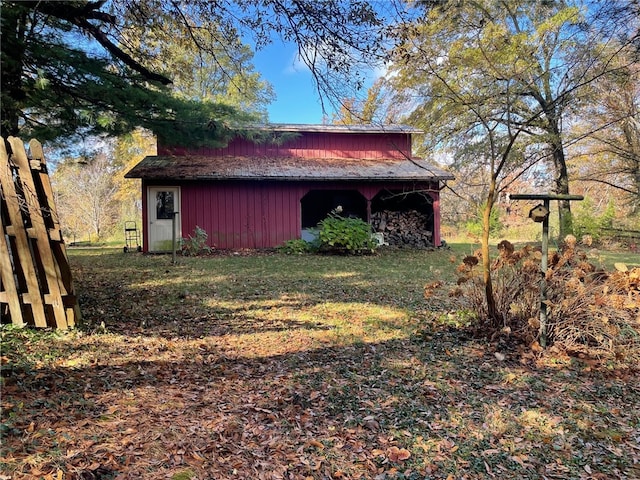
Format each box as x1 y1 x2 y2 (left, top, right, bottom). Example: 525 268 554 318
573 198 615 242
464 202 503 238
278 238 315 254
180 226 212 256
317 209 376 254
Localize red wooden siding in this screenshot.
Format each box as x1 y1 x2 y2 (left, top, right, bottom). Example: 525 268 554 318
141 180 443 250
158 132 412 160
169 181 439 249
180 181 302 249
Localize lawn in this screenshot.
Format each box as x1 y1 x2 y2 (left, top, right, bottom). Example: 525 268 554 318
1 245 639 480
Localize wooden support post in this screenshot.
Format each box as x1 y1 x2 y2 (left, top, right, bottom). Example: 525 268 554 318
172 212 179 264
539 198 550 347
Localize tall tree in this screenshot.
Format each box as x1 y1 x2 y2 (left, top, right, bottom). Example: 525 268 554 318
121 11 274 118
388 0 638 238
390 7 543 322
53 153 120 241
332 79 388 125
385 0 639 324
1 1 384 145
570 60 640 217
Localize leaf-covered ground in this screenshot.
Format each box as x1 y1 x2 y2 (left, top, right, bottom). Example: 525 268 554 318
1 248 639 480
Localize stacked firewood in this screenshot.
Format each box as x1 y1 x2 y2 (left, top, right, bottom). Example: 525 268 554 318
371 210 433 247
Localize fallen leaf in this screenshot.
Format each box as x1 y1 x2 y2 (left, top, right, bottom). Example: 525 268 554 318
307 439 324 450
387 446 411 462
309 390 322 401
191 451 205 462
484 460 495 477
530 341 543 353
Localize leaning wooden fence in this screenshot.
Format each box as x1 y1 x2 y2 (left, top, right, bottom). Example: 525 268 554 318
0 137 80 329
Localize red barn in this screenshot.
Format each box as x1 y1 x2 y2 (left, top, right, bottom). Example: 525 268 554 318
125 124 453 252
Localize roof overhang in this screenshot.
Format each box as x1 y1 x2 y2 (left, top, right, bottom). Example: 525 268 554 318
246 123 424 134
125 155 455 182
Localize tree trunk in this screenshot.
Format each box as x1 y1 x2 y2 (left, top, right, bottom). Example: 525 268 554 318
634 166 640 215
482 185 498 324
1 7 26 138
549 119 572 239
622 119 640 214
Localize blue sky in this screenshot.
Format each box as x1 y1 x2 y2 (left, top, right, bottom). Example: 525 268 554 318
249 3 398 125
253 41 330 124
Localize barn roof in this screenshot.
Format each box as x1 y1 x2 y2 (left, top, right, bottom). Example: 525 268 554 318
247 123 423 134
125 154 454 182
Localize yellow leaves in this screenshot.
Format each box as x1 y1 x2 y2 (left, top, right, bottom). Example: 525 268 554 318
504 373 519 385
615 262 629 272
42 470 64 480
624 292 639 310
371 448 386 457
535 6 582 38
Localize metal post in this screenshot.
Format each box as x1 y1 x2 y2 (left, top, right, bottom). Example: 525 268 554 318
539 199 550 347
172 212 179 264
508 193 583 349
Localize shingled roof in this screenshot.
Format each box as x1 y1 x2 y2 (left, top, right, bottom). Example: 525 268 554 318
242 123 423 134
125 154 453 182
126 123 453 182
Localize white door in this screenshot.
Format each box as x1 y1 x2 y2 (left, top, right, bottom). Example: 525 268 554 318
148 187 181 252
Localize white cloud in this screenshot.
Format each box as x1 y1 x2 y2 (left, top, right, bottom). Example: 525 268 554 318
283 50 309 75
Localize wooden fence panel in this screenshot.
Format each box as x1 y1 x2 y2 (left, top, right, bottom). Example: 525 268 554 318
29 139 79 326
1 140 47 327
0 212 23 326
0 137 79 329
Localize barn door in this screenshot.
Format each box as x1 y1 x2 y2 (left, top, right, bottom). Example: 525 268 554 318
147 186 181 252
